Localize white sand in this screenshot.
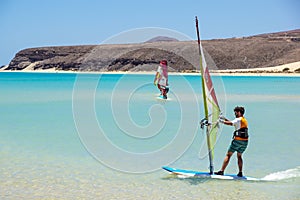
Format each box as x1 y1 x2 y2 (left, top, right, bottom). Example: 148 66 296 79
1 61 300 77
211 61 300 76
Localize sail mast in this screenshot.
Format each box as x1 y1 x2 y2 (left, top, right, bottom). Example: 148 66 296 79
195 17 208 118
195 16 214 174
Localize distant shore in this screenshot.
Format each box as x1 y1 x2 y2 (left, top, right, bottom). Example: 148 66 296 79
1 61 300 77
211 61 300 77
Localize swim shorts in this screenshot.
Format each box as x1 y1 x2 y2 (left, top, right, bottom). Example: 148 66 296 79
228 140 248 153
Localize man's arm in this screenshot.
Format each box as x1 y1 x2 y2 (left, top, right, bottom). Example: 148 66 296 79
219 116 233 126
223 119 233 126
154 72 160 85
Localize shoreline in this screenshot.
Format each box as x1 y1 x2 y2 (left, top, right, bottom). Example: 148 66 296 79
1 62 300 77
1 69 300 77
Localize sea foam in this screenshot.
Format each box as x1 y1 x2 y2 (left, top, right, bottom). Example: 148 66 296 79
262 166 300 181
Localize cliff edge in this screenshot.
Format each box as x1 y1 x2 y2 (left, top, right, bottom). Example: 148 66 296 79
4 29 300 72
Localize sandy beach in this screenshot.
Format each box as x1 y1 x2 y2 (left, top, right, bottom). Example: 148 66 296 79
1 61 300 77
211 61 300 76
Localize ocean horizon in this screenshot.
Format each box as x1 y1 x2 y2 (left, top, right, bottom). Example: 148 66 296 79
1 72 300 199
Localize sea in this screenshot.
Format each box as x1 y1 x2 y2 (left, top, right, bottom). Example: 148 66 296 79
1 72 300 200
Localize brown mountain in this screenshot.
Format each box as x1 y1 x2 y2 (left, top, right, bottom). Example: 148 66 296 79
4 29 300 72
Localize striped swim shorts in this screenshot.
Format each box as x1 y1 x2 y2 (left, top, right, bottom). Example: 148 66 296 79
228 140 248 153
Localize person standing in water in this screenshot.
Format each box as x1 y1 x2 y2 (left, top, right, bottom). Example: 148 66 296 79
154 60 169 99
215 106 249 177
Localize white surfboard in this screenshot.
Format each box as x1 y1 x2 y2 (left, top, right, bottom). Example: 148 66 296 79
156 96 170 101
162 166 261 181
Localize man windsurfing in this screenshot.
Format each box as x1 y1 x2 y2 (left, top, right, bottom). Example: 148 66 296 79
154 60 169 99
215 106 249 177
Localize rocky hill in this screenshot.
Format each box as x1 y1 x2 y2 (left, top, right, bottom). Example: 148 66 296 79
3 29 300 72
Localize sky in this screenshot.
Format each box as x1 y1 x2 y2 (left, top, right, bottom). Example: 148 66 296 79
1 0 299 66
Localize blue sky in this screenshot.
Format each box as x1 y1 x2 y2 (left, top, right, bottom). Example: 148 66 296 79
1 0 299 65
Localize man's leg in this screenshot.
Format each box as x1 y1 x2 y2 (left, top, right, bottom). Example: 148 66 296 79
237 152 243 173
216 151 233 175
162 88 167 98
221 151 233 171
157 84 161 93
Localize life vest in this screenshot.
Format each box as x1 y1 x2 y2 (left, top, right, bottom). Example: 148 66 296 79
233 128 249 139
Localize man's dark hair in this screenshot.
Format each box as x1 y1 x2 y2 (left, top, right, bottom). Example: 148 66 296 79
234 106 245 115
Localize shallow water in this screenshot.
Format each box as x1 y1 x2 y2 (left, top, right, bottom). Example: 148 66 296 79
1 72 300 199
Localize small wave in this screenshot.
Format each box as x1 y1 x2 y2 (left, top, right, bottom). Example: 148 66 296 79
262 166 300 181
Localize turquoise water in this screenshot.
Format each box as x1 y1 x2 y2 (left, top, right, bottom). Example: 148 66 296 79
1 72 300 199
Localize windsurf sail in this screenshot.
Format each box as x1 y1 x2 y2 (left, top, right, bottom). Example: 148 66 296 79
195 16 221 174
